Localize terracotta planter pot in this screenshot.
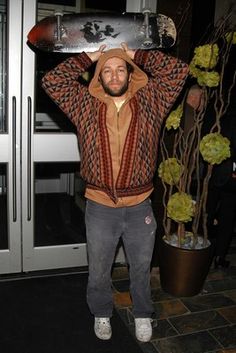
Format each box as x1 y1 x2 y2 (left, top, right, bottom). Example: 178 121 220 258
159 237 213 297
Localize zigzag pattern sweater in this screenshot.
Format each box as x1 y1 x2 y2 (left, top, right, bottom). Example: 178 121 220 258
42 49 189 203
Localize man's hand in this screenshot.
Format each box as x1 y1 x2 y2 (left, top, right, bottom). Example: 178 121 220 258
121 42 135 60
86 44 106 62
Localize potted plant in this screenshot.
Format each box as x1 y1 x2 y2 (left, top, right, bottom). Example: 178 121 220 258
157 20 236 297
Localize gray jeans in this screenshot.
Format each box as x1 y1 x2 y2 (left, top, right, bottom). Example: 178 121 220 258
85 198 157 318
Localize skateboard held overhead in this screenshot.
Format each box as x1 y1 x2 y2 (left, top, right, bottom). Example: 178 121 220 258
27 11 177 53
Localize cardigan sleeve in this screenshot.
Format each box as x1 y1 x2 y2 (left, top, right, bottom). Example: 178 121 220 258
41 52 93 124
134 49 189 119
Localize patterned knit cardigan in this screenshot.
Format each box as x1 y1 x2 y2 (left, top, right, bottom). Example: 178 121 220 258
42 50 189 202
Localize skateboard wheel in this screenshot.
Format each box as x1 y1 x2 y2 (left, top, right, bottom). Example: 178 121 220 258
143 39 153 47
54 40 63 48
54 10 63 17
142 8 152 14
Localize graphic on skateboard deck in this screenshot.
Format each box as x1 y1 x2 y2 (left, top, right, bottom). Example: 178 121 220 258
27 12 176 53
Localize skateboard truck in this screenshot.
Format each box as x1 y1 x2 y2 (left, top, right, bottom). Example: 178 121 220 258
142 8 153 47
54 10 66 49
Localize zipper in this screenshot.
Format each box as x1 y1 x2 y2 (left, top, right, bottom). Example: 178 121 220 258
113 99 128 201
113 109 120 201
117 110 121 166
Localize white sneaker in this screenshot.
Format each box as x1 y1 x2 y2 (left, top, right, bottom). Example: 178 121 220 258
94 317 112 340
135 318 152 342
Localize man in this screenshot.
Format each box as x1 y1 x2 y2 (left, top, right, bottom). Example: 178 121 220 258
42 43 188 342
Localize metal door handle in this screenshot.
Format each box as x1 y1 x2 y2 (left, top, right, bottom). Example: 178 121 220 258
12 96 17 222
27 96 32 221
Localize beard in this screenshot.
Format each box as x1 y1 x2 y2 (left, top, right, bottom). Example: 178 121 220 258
99 77 129 97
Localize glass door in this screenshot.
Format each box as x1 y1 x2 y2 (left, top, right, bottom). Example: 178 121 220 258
21 0 124 272
21 0 88 272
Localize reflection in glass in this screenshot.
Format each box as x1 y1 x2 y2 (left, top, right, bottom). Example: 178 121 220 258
34 162 86 247
0 164 8 249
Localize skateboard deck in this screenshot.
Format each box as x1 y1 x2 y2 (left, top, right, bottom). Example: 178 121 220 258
27 12 176 53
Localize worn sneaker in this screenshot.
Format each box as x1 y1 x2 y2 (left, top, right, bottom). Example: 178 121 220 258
135 318 152 342
94 317 112 340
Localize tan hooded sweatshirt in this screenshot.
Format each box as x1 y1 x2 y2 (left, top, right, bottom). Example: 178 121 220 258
86 48 152 206
42 49 189 206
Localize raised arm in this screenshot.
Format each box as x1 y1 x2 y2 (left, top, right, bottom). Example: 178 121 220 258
41 45 106 122
134 49 189 117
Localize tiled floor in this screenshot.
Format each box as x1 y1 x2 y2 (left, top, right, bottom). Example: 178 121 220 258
112 237 236 353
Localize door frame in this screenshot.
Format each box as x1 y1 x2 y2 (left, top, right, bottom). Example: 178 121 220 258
0 0 22 274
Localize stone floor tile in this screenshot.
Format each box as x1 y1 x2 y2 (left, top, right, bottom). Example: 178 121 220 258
116 308 134 326
112 239 236 353
210 324 236 349
204 278 236 293
224 289 236 302
218 306 236 323
113 291 132 308
136 342 159 353
153 331 220 353
151 319 178 340
181 293 235 312
112 265 129 280
215 349 236 353
151 288 174 302
169 310 228 334
112 279 130 292
153 299 188 319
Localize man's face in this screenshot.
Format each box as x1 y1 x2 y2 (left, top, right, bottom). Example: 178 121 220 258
99 57 131 97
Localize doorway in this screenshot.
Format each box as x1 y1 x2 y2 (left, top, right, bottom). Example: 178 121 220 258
0 0 124 274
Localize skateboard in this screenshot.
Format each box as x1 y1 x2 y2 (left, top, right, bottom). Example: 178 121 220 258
27 11 176 53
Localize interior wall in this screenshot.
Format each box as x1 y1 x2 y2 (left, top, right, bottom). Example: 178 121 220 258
156 0 193 61
215 0 236 25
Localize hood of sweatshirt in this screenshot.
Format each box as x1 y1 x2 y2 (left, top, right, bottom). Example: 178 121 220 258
88 48 148 100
